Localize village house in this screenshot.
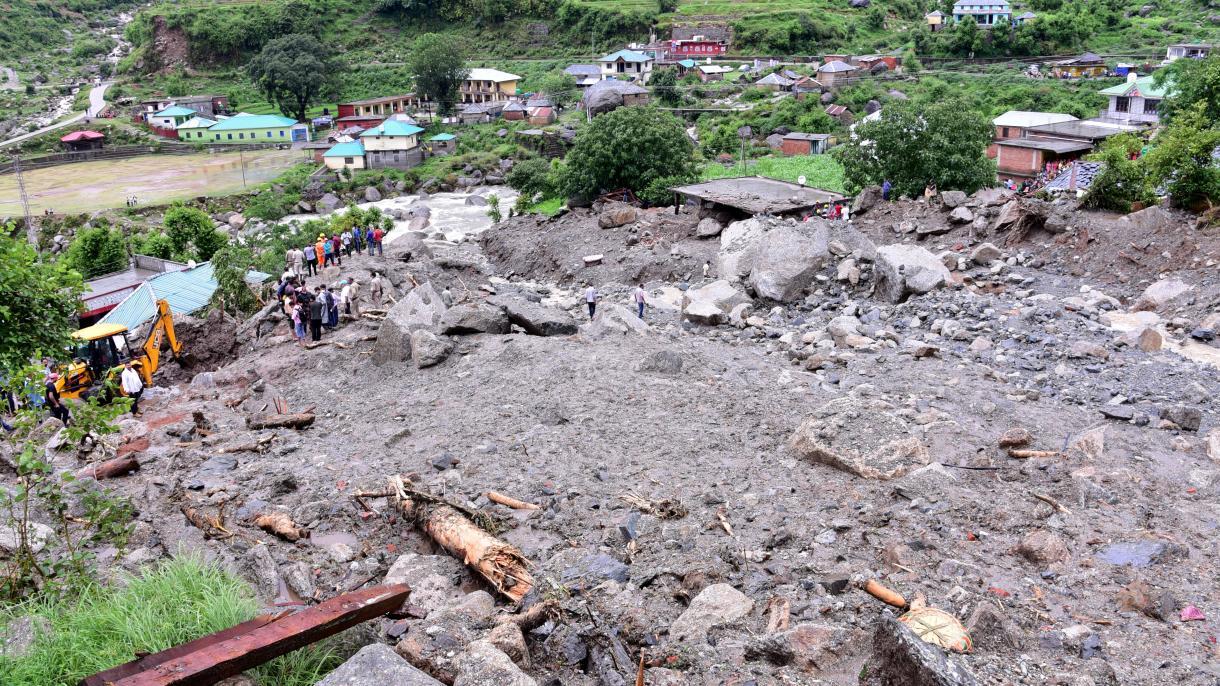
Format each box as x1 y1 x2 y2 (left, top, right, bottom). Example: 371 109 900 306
669 26 730 57
1024 119 1134 146
792 76 822 99
427 133 456 156
781 132 831 155
951 0 1011 26
336 94 416 128
564 64 602 88
1164 43 1214 62
671 177 848 221
1043 161 1103 197
1098 73 1168 125
994 137 1093 183
461 68 521 104
992 111 1078 142
459 101 506 125
1049 52 1106 78
360 119 424 169
855 55 900 74
598 50 654 84
502 101 528 121
302 139 334 164
175 116 218 141
528 104 556 126
630 41 672 63
323 140 365 171
697 64 734 82
754 72 794 91
133 95 229 122
825 104 853 126
1015 11 1037 24
60 130 104 152
205 113 310 143
148 105 197 135
926 10 945 31
816 61 857 88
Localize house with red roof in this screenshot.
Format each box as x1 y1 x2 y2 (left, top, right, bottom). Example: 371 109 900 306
61 130 104 152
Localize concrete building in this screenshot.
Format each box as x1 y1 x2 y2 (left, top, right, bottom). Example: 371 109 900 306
461 68 521 104
1164 43 1214 62
598 50 654 84
148 105 197 131
323 140 366 171
428 133 456 156
781 133 831 155
206 113 310 143
175 116 218 141
992 111 1078 141
670 176 848 220
359 119 423 169
951 0 1011 25
564 64 602 88
1049 53 1107 79
816 60 857 88
926 9 945 30
1098 73 1169 125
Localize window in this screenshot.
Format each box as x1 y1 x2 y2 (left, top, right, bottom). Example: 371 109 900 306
280 131 285 137
1001 127 1010 137
1115 96 1129 113
227 133 233 140
1143 99 1159 114
239 133 245 139
344 157 354 164
266 131 272 137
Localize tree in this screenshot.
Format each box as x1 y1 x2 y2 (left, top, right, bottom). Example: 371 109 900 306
649 67 682 107
1156 54 1220 123
130 230 174 260
506 157 555 198
835 97 995 198
1143 103 1220 209
561 106 697 200
63 226 128 279
408 34 469 117
245 34 340 122
209 244 259 316
0 229 85 373
163 204 228 262
1082 133 1152 212
535 71 578 108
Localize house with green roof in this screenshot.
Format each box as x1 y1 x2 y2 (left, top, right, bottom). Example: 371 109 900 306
428 133 456 156
323 141 366 171
176 116 217 141
359 119 424 169
205 113 311 144
149 106 198 131
1099 73 1170 126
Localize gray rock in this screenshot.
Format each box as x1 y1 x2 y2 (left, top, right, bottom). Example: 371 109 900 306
318 193 342 213
465 194 489 207
696 217 724 238
636 350 683 375
439 304 511 335
384 553 467 615
789 396 928 480
669 583 754 643
748 224 830 301
364 187 382 203
859 613 978 686
410 330 453 369
685 280 750 318
1118 205 1174 233
969 242 1001 265
559 551 630 589
940 190 967 208
584 303 648 338
487 295 578 336
874 245 951 303
1160 405 1201 431
1135 277 1192 312
0 522 54 554
852 186 882 215
374 283 448 364
454 640 536 686
0 615 51 659
948 206 974 224
598 205 637 229
316 643 442 686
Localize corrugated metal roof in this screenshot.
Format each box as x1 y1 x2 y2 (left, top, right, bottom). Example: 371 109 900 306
100 262 269 330
209 114 298 130
324 141 366 157
154 105 198 117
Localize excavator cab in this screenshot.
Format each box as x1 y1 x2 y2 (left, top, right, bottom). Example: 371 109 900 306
56 299 182 401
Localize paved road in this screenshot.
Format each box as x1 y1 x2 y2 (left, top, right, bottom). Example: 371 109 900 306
0 81 109 148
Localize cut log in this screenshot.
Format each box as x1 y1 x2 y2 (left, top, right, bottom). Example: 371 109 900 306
77 455 139 480
246 413 315 430
254 512 308 542
1007 449 1060 459
863 579 907 609
487 491 541 510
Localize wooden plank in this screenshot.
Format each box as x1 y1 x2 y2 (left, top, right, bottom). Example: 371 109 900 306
90 584 409 686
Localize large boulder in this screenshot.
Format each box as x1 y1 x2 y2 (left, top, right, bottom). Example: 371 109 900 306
874 244 951 303
852 185 883 215
718 217 770 281
939 190 967 209
992 198 1048 235
1134 277 1193 312
684 280 750 325
454 640 537 686
487 295 578 336
747 224 830 301
788 396 929 480
858 614 979 686
387 236 433 263
583 303 648 338
696 217 724 238
669 584 754 644
364 186 382 202
318 193 342 213
410 330 454 369
440 304 511 335
374 283 448 364
1117 205 1174 232
384 553 468 616
465 194 489 207
598 204 638 229
316 644 443 686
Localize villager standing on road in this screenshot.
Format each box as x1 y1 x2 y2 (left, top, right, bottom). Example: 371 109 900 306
120 361 143 416
291 247 304 276
309 288 324 342
634 284 647 319
303 243 317 276
583 284 599 320
702 261 711 278
365 227 376 255
44 374 70 426
369 273 384 306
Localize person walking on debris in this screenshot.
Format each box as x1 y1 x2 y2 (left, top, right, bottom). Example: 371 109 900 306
702 261 711 278
331 234 343 267
371 227 384 256
303 242 317 276
291 300 306 347
351 226 362 254
44 374 70 426
349 279 361 317
120 361 143 416
290 246 304 277
364 227 375 255
882 179 892 202
326 286 340 328
340 280 353 315
634 284 647 319
341 231 352 258
584 283 599 320
308 288 324 342
322 234 334 268
369 272 384 306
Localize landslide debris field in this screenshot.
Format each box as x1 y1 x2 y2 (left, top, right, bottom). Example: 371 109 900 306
14 188 1220 685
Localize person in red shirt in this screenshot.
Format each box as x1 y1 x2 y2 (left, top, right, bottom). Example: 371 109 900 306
371 227 384 256
331 234 343 267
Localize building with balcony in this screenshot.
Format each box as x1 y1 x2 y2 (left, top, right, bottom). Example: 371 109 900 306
461 68 521 104
951 0 1011 26
598 50 654 84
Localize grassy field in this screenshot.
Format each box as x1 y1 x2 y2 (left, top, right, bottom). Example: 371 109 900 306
0 147 305 214
700 153 846 193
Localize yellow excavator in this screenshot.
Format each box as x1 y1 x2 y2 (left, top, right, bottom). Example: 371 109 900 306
56 299 183 401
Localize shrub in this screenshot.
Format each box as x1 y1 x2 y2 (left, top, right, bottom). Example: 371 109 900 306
506 157 554 198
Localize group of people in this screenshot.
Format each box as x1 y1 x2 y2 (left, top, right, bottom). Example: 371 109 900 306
283 225 387 279
276 266 387 347
582 284 650 321
36 358 145 429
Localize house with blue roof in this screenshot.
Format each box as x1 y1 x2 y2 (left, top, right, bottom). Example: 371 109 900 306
599 49 654 84
205 113 311 144
323 140 366 171
358 118 424 169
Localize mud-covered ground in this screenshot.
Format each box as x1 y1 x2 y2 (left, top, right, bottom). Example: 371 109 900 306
11 187 1220 686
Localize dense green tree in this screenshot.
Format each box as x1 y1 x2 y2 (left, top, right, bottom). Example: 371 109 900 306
1082 134 1153 212
0 228 85 373
163 204 228 262
1157 54 1220 123
534 71 579 108
209 244 260 316
506 157 555 198
407 34 469 116
1144 104 1220 209
130 231 174 260
246 33 340 122
560 106 697 200
649 68 682 107
63 226 128 279
834 97 995 197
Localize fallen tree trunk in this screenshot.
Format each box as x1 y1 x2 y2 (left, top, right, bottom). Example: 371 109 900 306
246 413 315 430
77 455 139 480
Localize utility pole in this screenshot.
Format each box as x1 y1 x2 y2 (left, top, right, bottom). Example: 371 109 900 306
239 148 247 189
13 154 35 247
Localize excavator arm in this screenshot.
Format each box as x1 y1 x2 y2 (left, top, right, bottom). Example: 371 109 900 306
135 299 182 386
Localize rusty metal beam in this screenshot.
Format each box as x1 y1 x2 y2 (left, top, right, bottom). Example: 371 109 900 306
82 584 409 686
